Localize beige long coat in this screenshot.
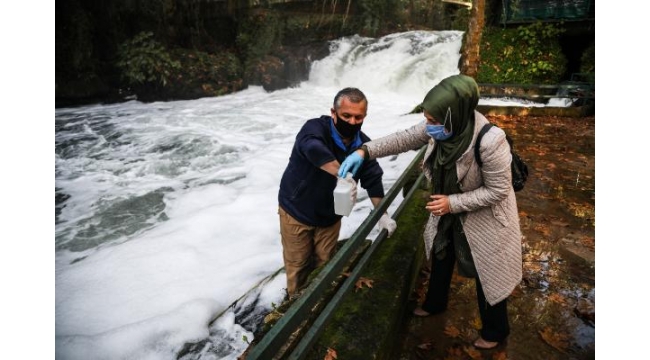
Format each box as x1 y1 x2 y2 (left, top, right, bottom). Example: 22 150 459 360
365 111 522 305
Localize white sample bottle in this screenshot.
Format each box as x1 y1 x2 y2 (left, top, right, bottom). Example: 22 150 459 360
333 173 355 216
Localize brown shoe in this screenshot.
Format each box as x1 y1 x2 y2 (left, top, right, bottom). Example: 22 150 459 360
412 307 431 317
473 337 499 350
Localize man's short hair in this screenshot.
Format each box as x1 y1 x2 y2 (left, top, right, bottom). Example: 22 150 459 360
333 87 367 110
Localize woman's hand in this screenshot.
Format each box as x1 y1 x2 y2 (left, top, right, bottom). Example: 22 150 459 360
425 194 451 216
338 149 365 177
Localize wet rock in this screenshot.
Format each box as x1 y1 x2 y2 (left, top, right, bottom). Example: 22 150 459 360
574 297 595 324
246 42 330 91
559 239 595 265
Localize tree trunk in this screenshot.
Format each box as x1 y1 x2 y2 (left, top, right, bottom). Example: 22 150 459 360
460 0 485 78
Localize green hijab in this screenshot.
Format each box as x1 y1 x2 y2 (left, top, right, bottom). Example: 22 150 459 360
421 74 479 175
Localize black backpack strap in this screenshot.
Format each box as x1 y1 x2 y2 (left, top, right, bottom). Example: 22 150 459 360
474 123 494 167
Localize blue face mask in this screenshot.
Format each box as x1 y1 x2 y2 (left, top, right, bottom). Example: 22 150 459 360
426 124 453 140
425 107 453 141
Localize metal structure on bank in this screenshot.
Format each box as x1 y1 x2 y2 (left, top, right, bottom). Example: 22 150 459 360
501 0 595 24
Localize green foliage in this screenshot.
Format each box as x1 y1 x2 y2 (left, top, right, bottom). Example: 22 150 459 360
236 11 283 66
477 22 567 84
116 32 181 87
283 14 346 45
448 0 499 31
68 8 96 74
449 7 471 31
178 50 242 82
359 0 400 36
56 3 99 83
579 42 595 75
171 48 243 96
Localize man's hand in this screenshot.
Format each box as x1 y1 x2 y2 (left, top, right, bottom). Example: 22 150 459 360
338 150 364 177
378 213 397 238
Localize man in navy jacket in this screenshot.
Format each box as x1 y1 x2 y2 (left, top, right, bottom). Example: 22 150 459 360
278 87 396 297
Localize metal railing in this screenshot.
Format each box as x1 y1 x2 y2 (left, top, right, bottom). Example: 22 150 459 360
246 146 427 360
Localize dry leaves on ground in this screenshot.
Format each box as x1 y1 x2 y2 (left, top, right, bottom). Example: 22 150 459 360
444 346 464 359
464 346 483 360
539 327 569 353
341 272 374 292
323 347 337 360
444 325 461 338
355 277 374 291
471 316 482 330
548 293 568 306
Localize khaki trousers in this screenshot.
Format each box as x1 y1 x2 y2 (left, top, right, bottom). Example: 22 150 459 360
278 207 341 296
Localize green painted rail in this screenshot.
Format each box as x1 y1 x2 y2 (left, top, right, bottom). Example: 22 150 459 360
246 146 427 360
288 171 427 359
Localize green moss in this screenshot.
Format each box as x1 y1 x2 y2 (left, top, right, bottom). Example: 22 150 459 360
305 190 430 360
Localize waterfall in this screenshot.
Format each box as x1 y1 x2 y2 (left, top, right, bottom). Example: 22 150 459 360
308 31 463 96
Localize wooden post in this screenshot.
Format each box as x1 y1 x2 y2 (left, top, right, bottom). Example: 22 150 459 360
460 0 485 78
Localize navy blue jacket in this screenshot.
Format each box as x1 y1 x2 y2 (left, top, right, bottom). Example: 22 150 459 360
279 115 385 227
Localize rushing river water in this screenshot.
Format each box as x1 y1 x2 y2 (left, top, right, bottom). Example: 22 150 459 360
55 30 466 359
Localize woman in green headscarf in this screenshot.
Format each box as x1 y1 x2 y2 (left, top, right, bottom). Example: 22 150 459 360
338 74 522 350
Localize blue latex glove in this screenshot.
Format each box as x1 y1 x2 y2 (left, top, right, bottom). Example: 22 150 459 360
338 152 364 177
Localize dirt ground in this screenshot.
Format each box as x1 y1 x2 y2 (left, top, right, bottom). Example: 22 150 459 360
395 115 595 360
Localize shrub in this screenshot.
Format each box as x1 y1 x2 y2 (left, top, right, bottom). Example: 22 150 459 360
477 22 567 84
171 49 243 96
579 42 595 81
116 31 181 88
236 11 283 65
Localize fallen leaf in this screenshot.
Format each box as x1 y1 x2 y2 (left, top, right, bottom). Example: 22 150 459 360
492 350 508 360
464 345 483 359
444 325 460 338
451 272 470 288
532 223 552 237
539 327 569 352
324 347 337 360
550 220 569 227
445 346 463 358
510 285 523 298
579 236 595 249
548 293 567 306
471 316 482 330
355 277 374 292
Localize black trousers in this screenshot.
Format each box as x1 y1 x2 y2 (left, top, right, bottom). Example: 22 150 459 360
421 240 510 342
